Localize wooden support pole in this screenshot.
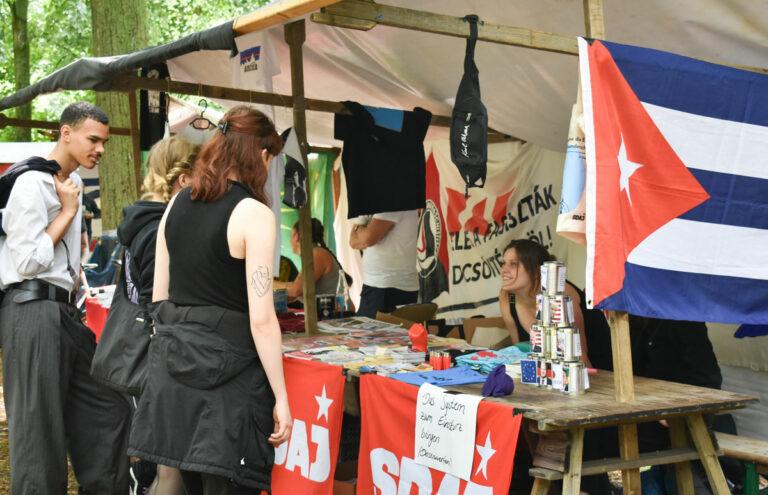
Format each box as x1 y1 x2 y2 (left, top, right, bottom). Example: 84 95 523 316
319 0 579 55
285 19 318 335
234 0 339 35
686 414 731 495
669 418 696 495
618 424 641 495
531 477 551 495
126 90 143 195
607 311 635 402
111 75 513 140
582 0 605 39
0 112 132 136
562 428 585 495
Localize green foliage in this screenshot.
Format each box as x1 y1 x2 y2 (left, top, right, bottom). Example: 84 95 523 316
1 0 272 142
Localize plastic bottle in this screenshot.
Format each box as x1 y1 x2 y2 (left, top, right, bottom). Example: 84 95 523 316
335 271 349 317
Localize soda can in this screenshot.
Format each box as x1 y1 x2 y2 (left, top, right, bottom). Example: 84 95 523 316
542 261 567 295
530 324 543 355
564 361 586 395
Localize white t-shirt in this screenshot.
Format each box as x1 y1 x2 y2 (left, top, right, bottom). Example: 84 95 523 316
359 210 419 292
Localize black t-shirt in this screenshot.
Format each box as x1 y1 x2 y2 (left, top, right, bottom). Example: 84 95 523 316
165 182 254 312
335 102 431 218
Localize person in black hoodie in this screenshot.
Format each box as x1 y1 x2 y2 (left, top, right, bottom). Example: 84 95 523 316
116 136 199 495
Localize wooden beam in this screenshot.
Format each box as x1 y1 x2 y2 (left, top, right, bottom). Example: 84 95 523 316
234 0 340 35
126 90 143 195
562 428 585 495
582 0 605 39
311 11 376 31
0 112 132 136
670 418 696 495
111 75 515 140
607 310 635 402
285 20 319 335
618 424 641 495
687 414 731 495
321 0 579 55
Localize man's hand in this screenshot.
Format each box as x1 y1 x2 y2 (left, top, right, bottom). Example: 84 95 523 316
54 176 81 216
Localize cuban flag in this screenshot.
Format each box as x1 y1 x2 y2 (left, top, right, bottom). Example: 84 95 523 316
579 38 768 324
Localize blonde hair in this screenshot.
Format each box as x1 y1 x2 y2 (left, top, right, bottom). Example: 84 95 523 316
141 136 199 202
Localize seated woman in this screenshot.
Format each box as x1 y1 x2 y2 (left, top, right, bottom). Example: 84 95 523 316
279 218 352 305
498 239 613 370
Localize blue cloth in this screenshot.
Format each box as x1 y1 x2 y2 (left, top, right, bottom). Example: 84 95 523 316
390 366 487 387
455 346 528 374
734 324 768 338
363 105 404 132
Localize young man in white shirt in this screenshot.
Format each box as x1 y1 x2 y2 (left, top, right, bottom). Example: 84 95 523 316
0 102 130 493
349 210 419 318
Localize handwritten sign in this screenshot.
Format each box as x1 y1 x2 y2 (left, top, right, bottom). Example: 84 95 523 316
414 383 483 480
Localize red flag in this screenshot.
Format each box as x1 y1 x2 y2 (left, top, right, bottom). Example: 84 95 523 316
587 40 709 306
271 359 345 495
357 374 522 495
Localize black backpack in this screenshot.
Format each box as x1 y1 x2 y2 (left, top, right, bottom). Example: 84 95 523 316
0 156 61 236
450 15 488 195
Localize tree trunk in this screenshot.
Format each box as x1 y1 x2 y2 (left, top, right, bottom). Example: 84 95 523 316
11 0 31 142
90 0 148 230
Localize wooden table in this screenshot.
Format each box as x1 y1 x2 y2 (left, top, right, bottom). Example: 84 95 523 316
447 371 757 495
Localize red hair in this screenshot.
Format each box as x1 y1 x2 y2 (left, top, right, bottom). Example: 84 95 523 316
190 106 283 203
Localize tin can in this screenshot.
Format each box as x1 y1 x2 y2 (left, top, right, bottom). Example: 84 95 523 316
530 324 543 355
540 295 552 325
542 261 567 295
548 326 561 360
550 295 573 325
551 361 565 391
562 326 576 361
564 361 586 395
545 359 554 389
537 358 548 387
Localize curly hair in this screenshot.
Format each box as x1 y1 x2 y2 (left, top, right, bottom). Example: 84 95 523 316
141 136 199 202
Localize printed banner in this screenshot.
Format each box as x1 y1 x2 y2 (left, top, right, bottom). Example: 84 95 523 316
271 358 345 495
418 140 568 320
357 374 522 495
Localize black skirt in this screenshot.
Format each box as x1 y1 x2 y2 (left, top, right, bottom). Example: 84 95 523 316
128 301 275 491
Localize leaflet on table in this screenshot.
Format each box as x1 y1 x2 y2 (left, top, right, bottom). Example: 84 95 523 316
414 383 483 480
317 316 405 333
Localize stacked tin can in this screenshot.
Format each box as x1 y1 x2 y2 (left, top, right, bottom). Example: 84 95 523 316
522 261 588 395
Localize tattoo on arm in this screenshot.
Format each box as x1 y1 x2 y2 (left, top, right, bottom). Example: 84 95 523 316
251 264 271 297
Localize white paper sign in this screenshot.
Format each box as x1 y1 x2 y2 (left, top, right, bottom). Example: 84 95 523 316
414 383 483 480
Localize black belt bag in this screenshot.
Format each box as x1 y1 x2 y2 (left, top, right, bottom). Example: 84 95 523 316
9 279 74 304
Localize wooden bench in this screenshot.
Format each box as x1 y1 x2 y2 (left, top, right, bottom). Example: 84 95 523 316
715 432 768 495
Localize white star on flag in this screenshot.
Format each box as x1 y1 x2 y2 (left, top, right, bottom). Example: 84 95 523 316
315 385 333 422
617 135 643 206
474 432 496 479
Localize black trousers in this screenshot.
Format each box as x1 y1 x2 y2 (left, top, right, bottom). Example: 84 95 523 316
357 284 418 318
0 290 131 494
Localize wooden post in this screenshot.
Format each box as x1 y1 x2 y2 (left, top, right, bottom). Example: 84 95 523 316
127 89 143 195
285 19 318 335
686 415 731 495
669 418 695 495
582 0 605 39
562 428 585 495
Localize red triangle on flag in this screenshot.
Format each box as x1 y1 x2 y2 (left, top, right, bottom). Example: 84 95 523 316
589 40 710 306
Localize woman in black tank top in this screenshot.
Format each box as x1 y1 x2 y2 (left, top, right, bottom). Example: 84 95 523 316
128 106 292 495
498 239 595 368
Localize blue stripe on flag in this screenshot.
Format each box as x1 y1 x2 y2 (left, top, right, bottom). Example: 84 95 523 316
596 262 768 324
601 40 768 127
681 168 768 229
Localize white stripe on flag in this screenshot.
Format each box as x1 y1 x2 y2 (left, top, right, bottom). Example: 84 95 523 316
578 37 598 303
642 103 768 180
627 218 768 280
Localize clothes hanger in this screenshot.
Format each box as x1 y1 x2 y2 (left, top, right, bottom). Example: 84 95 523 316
188 99 216 130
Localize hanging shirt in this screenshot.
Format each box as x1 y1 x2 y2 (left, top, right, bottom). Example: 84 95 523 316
335 102 431 218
